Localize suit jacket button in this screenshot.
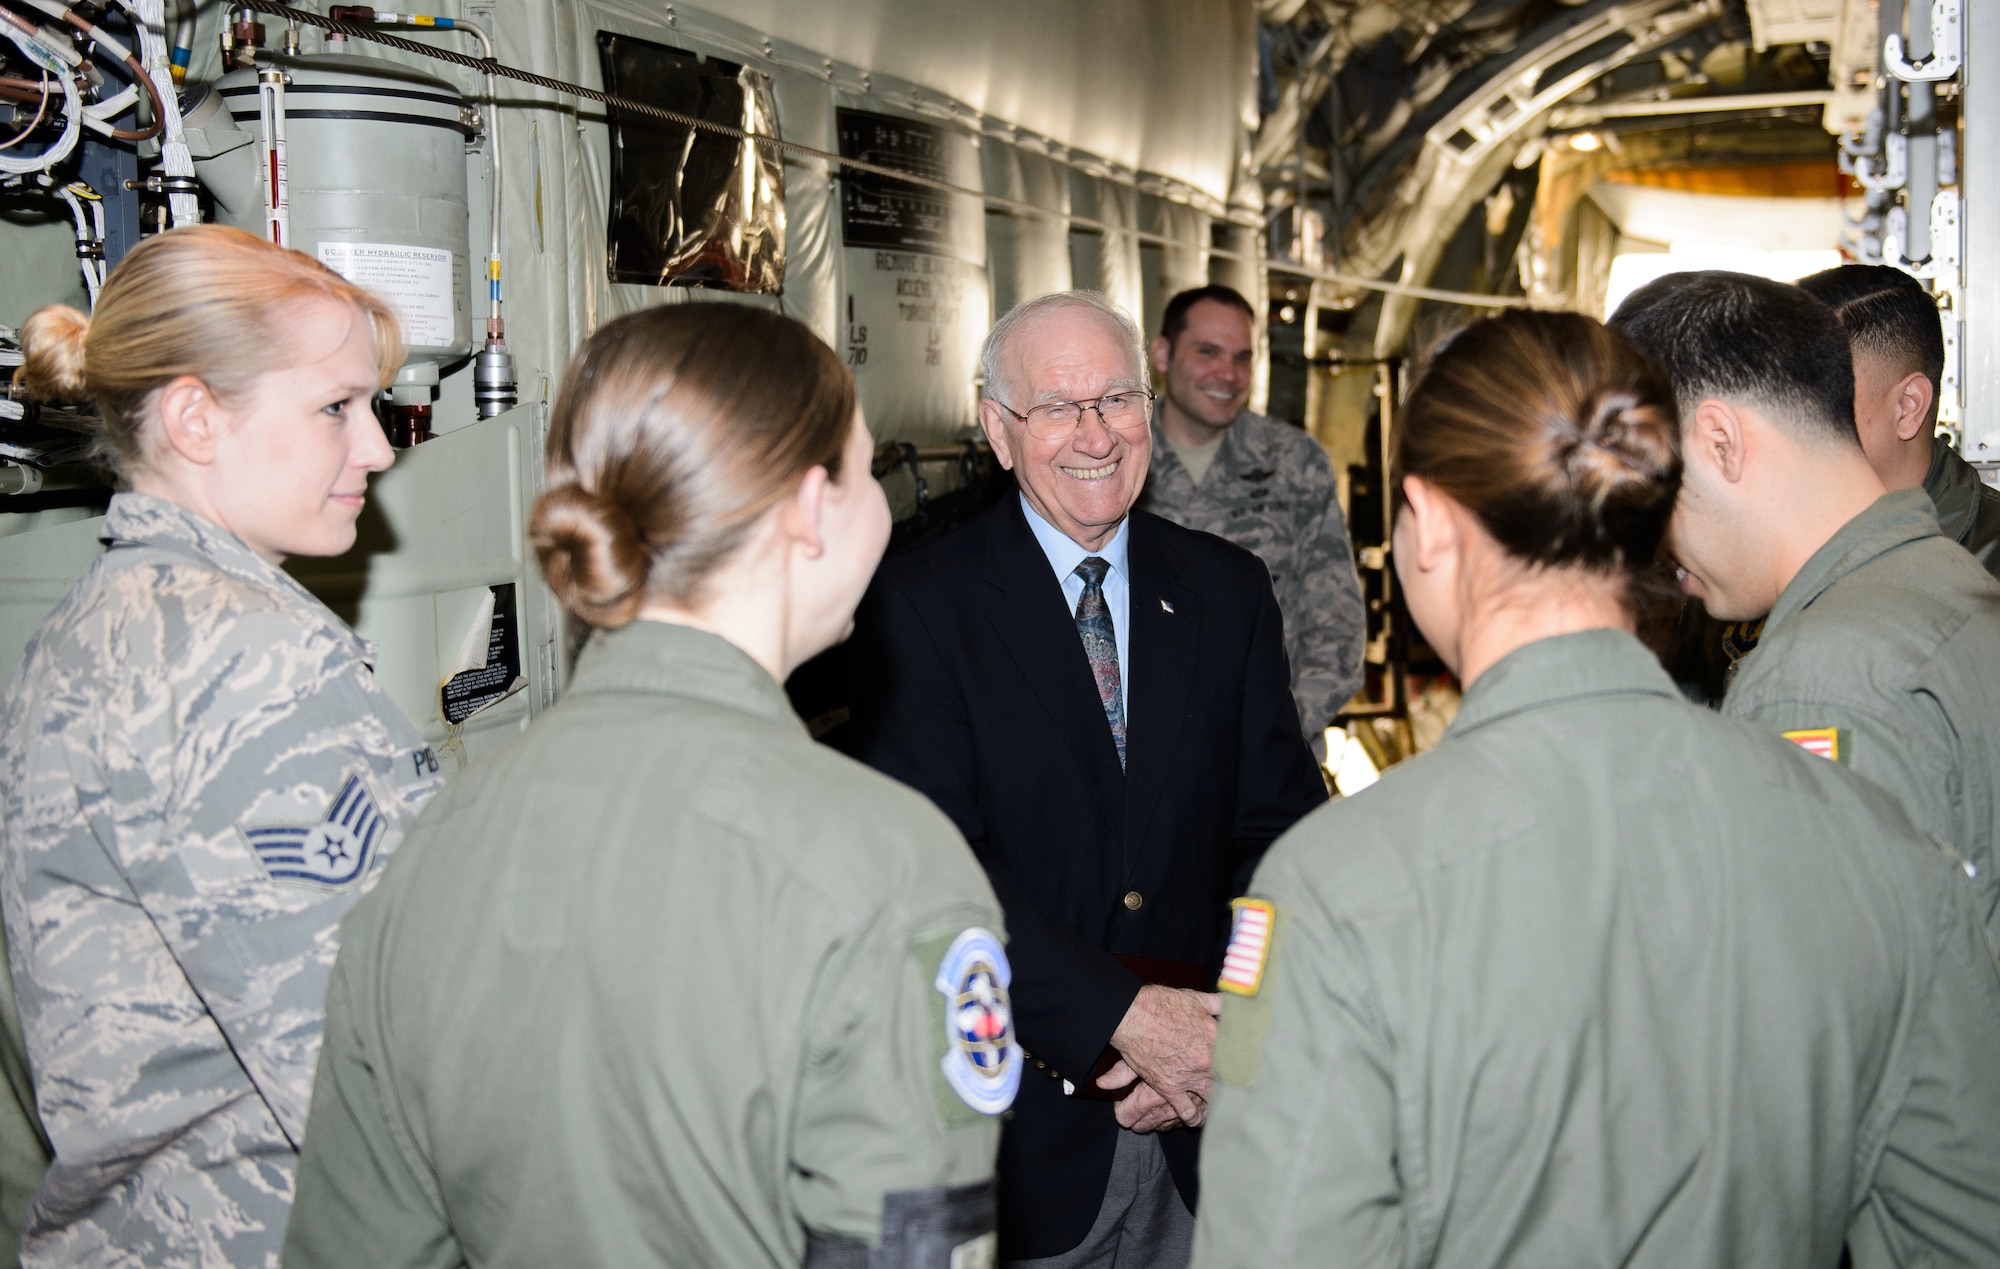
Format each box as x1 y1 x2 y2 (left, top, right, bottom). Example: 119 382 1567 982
1123 890 1144 910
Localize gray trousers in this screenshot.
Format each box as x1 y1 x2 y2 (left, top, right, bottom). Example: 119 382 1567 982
1003 1129 1195 1269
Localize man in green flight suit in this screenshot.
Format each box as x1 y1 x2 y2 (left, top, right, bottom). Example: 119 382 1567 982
1798 264 2000 579
1656 266 1999 705
1613 271 2000 945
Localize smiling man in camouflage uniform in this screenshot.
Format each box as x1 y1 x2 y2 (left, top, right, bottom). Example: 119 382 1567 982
1136 286 1366 757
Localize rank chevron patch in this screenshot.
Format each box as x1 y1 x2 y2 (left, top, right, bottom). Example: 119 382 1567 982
242 774 385 888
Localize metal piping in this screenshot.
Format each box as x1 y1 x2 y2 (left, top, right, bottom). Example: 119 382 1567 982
232 0 1535 313
169 0 194 82
254 63 288 245
1549 89 1837 127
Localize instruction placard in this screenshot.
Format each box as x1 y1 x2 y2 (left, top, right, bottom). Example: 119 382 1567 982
440 583 524 724
842 252 987 442
837 108 983 263
836 105 986 442
316 242 458 349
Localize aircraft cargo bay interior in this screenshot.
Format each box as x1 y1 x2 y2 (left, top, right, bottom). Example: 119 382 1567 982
1 1 1998 1266
5 0 1989 772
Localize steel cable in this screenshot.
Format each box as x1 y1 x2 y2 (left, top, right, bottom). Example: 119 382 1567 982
232 0 1526 309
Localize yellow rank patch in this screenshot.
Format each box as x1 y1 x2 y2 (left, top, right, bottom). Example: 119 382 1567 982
1783 727 1845 763
1218 898 1276 996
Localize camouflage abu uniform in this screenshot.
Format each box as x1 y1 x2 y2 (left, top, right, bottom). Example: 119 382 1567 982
1136 411 1366 742
0 493 442 1267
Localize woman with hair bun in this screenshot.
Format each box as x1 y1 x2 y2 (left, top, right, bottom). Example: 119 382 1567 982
0 224 443 1267
1192 310 2000 1267
284 303 1011 1269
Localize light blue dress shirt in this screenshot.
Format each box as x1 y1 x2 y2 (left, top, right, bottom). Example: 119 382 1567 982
1020 493 1130 715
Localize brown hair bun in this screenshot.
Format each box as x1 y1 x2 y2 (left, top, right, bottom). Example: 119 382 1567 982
530 304 856 628
17 305 92 403
531 482 651 628
1396 309 1682 580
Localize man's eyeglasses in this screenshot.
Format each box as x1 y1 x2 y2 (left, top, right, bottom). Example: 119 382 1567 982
994 390 1155 441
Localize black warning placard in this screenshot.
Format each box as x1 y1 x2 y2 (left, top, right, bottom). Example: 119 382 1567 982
838 108 981 262
441 583 523 724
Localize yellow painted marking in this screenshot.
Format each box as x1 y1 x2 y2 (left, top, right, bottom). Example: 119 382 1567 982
1783 727 1841 762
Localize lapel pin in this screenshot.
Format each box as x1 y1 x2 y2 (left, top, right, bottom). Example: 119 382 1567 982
1159 599 1175 614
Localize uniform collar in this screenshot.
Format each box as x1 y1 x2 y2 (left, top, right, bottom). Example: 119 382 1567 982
1446 628 1678 740
565 620 805 735
105 491 289 584
1763 488 1942 634
101 491 374 662
1019 491 1131 587
1149 409 1244 471
1924 435 1980 547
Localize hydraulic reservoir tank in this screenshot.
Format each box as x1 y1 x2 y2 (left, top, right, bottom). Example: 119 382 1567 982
187 53 474 380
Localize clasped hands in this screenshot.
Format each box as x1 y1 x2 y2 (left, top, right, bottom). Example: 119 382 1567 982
1093 984 1221 1133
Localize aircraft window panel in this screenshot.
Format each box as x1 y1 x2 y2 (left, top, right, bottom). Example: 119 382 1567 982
595 31 787 293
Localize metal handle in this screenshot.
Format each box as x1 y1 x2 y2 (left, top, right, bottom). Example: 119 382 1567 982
1886 0 1961 82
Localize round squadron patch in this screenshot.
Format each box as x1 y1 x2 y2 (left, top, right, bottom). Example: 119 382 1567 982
933 928 1021 1116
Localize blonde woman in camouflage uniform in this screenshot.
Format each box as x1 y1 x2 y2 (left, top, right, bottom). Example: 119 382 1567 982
2 225 442 1266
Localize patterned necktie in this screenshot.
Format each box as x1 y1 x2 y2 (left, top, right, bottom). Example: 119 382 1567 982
1073 557 1127 769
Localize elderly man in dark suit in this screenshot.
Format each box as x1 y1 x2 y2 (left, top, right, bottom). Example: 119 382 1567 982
845 291 1327 1267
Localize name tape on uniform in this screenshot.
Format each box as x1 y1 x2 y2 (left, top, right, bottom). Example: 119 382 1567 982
1783 727 1846 763
933 928 1021 1115
1218 898 1276 996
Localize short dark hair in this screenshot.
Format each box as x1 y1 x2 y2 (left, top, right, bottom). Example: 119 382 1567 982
1396 309 1680 587
1795 264 1945 399
1160 285 1256 345
1608 270 1858 447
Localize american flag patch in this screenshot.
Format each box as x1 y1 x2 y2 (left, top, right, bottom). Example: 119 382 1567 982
1783 727 1842 763
1218 898 1275 996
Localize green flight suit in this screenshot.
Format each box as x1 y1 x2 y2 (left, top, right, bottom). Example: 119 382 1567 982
1194 629 2000 1269
1924 434 2000 581
1662 445 2000 705
1723 488 2000 943
283 622 1014 1269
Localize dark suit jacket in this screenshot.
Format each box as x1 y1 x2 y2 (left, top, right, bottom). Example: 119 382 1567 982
843 496 1327 1258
